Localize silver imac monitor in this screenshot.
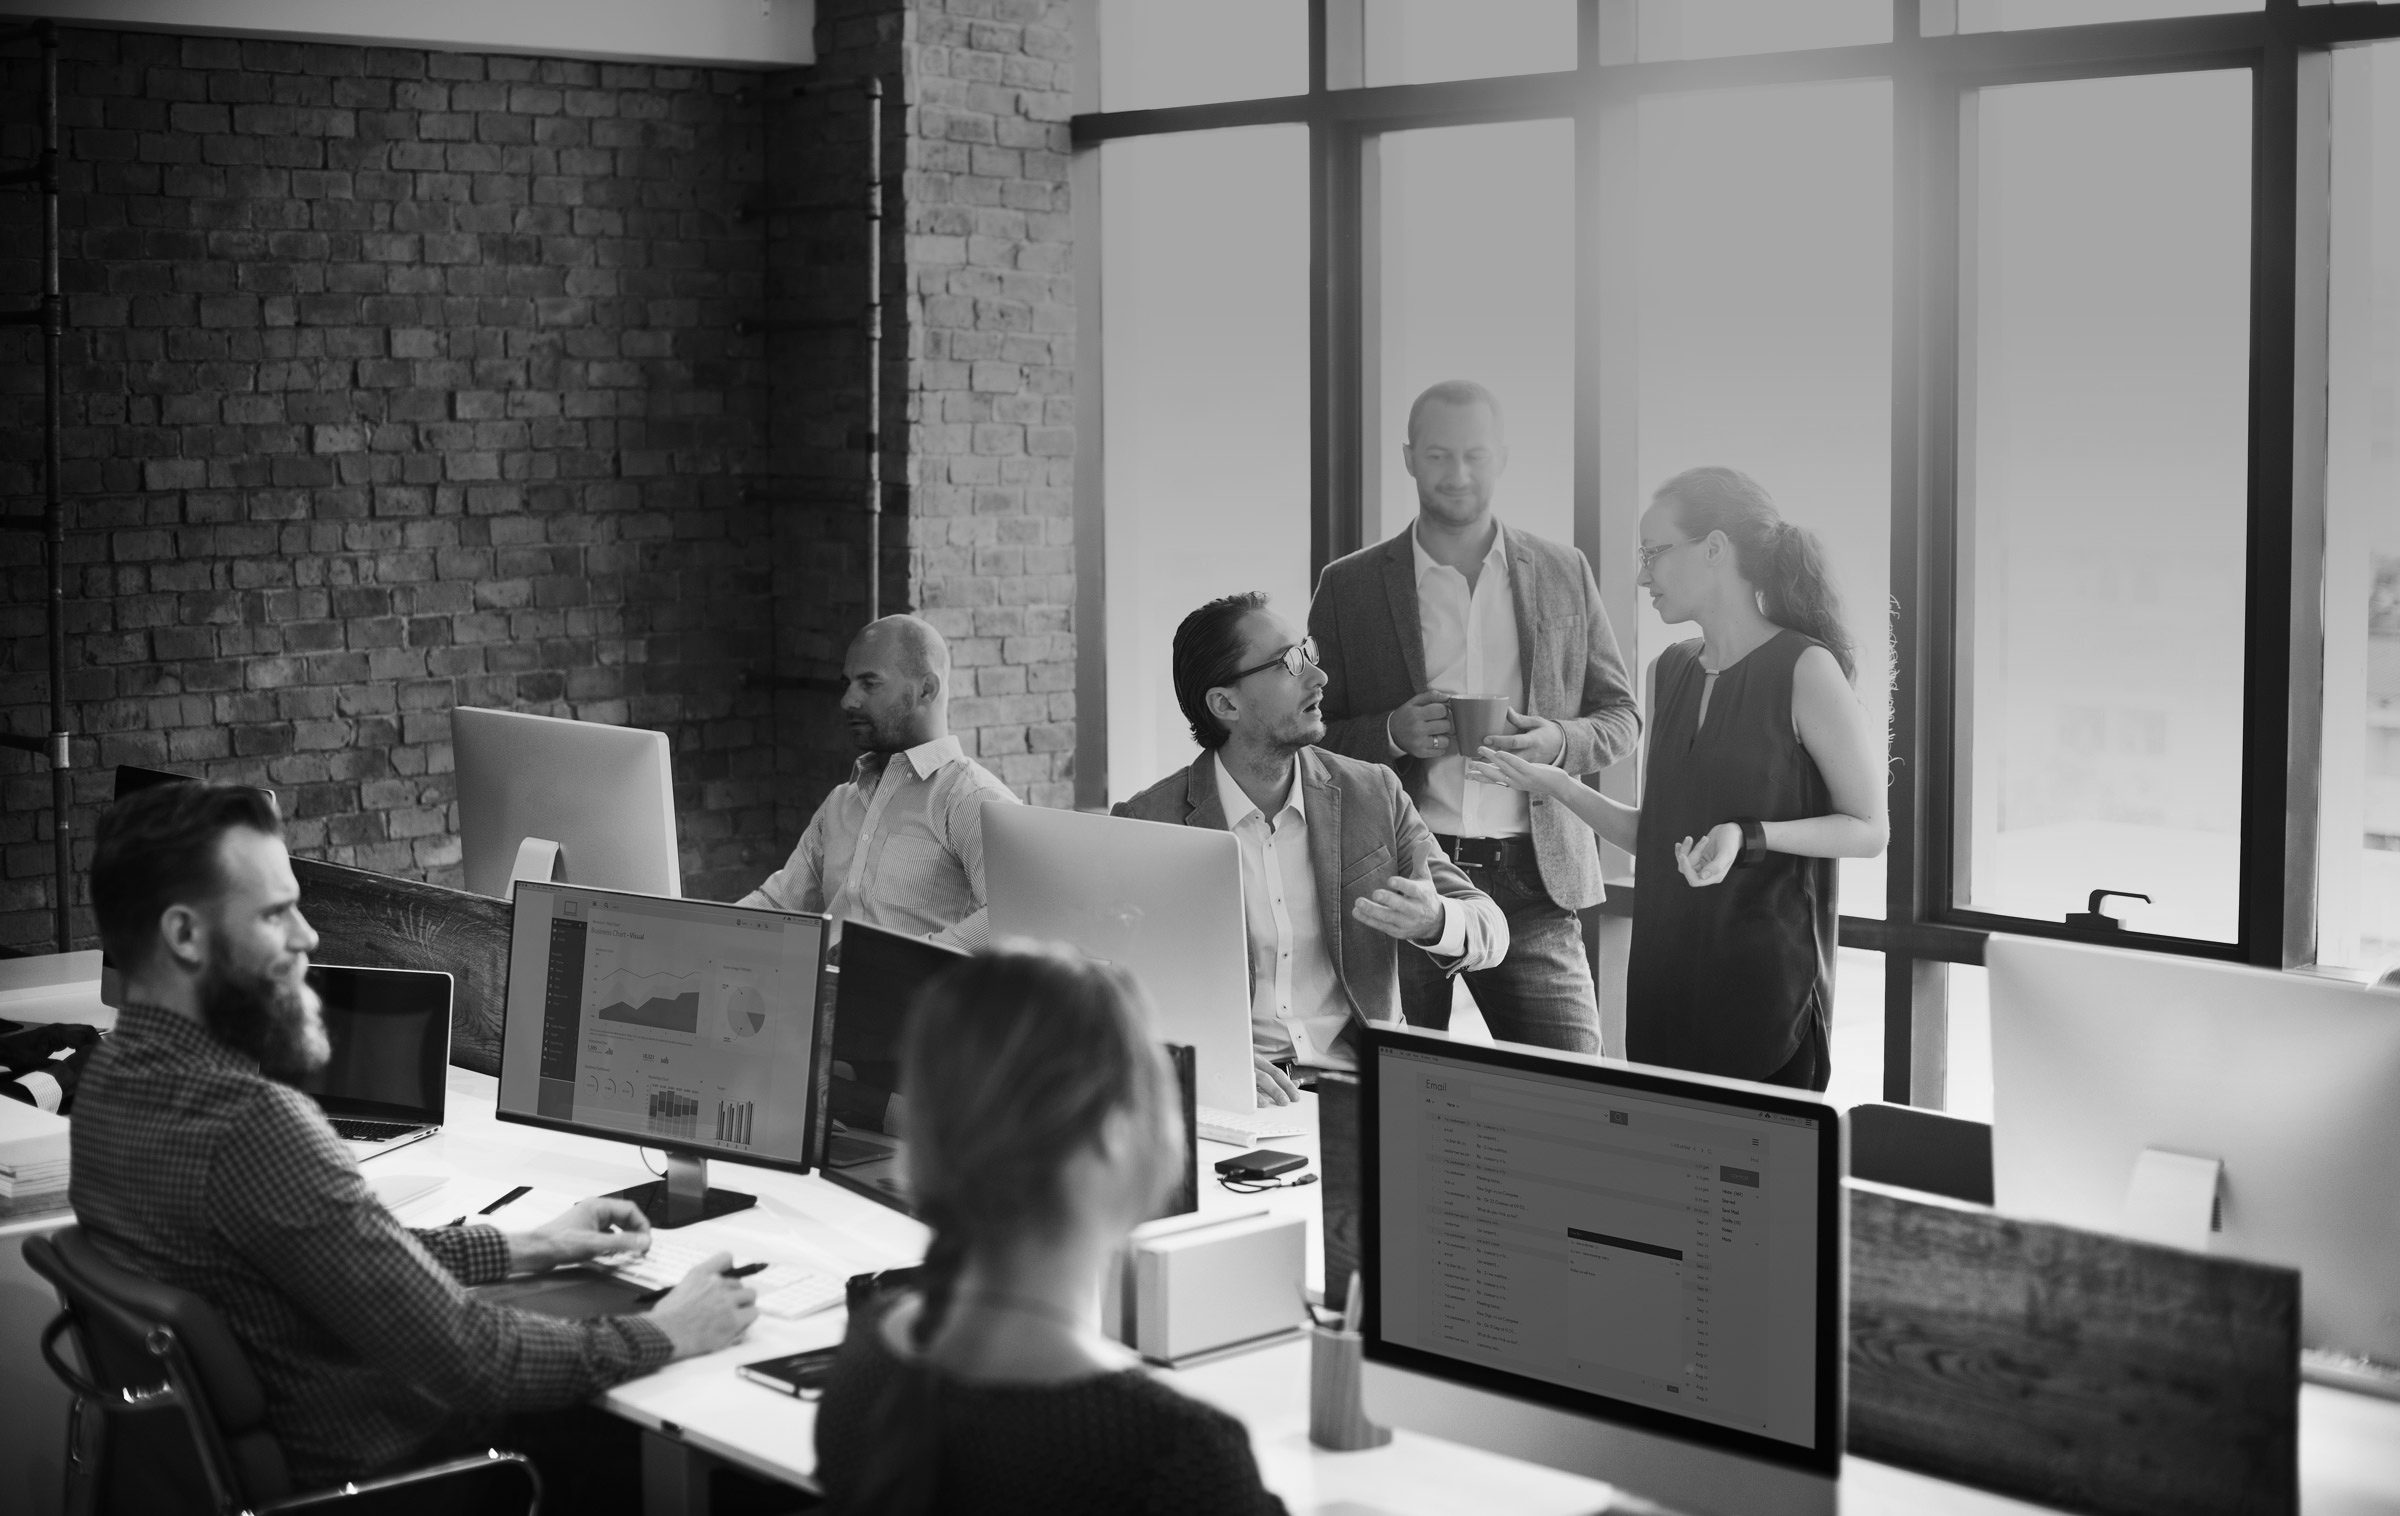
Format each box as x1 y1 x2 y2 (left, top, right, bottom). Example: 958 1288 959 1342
983 804 1257 1113
1989 934 2400 1364
453 707 681 900
1360 1026 1844 1516
495 880 830 1226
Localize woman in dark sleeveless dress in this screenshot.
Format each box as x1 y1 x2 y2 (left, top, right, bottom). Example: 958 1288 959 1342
1472 467 1885 1089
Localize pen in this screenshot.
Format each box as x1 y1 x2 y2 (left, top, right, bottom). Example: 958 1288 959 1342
441 1185 533 1229
633 1260 768 1307
1340 1269 1364 1335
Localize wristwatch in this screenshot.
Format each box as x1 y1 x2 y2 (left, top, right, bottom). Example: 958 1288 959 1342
1730 816 1767 868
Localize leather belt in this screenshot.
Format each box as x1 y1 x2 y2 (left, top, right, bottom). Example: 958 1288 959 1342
1433 834 1533 871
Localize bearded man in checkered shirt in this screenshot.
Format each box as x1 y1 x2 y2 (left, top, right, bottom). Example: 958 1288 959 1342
68 782 757 1510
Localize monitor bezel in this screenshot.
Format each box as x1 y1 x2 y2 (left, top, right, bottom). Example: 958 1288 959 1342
1358 1024 1845 1479
493 879 833 1178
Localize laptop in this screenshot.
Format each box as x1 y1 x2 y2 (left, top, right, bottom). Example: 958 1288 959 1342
298 965 452 1159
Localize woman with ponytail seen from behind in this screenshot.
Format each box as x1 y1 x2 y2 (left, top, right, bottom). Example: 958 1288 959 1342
813 943 1286 1516
1471 467 1886 1090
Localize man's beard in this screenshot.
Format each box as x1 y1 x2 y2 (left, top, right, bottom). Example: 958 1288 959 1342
199 959 329 1084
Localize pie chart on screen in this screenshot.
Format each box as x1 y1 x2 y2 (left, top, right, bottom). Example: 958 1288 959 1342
725 985 768 1038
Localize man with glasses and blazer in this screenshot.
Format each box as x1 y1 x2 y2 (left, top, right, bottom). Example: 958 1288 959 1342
1307 379 1641 1053
1114 592 1507 1105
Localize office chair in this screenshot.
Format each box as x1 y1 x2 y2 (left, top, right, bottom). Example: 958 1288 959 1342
24 1227 539 1516
1846 1101 1995 1205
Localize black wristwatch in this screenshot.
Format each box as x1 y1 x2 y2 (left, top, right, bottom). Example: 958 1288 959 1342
1730 816 1767 868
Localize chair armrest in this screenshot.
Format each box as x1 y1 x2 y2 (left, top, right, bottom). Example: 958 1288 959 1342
38 1312 106 1401
257 1449 540 1516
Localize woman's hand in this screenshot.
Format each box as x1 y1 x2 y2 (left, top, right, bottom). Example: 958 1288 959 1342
1466 743 1570 799
1674 823 1744 888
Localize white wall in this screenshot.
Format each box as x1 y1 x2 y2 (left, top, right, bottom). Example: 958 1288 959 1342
0 0 814 68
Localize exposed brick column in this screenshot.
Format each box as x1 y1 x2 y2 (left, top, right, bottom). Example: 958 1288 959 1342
761 0 1075 836
902 0 1076 809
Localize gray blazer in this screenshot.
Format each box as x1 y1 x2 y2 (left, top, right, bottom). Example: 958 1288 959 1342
1111 746 1508 1034
1308 522 1641 912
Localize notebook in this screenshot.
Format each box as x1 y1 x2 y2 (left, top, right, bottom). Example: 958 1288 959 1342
298 965 452 1159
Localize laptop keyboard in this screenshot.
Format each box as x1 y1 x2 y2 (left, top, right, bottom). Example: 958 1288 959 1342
332 1118 419 1143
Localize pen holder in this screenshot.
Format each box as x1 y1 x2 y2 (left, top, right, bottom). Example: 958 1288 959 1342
1308 1322 1393 1451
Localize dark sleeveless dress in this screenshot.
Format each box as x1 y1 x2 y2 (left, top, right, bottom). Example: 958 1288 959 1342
1627 629 1837 1084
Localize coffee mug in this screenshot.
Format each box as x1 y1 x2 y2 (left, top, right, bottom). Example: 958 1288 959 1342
1445 694 1513 759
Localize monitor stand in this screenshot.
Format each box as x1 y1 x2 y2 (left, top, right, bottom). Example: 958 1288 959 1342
607 1152 756 1228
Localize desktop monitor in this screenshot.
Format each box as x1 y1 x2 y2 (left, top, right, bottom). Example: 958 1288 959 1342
817 922 1201 1219
1988 934 2400 1364
453 707 681 900
495 880 830 1226
983 805 1255 1115
1359 1027 1844 1516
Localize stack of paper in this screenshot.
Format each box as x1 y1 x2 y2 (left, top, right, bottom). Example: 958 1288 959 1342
0 1098 71 1216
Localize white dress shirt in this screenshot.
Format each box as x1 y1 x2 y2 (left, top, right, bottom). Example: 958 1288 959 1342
1213 753 1464 1070
1412 521 1530 838
739 735 1018 948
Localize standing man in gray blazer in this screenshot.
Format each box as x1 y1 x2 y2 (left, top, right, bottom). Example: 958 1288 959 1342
1115 592 1507 1103
1308 379 1641 1052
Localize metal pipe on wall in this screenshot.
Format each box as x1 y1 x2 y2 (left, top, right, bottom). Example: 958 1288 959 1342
0 19 72 952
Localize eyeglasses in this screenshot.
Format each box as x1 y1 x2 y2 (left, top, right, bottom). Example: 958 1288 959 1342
1637 538 1702 572
1227 636 1321 683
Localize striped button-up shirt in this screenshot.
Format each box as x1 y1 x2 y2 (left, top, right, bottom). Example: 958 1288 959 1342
70 1000 673 1488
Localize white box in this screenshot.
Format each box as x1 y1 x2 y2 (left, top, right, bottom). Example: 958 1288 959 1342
1128 1211 1306 1365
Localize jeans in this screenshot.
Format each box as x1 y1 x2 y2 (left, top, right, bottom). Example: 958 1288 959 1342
1399 848 1601 1054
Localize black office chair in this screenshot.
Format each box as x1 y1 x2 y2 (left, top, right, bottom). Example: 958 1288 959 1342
1846 1101 1995 1205
24 1226 540 1516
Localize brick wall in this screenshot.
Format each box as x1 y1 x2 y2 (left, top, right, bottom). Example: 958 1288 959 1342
0 30 782 948
0 4 1078 953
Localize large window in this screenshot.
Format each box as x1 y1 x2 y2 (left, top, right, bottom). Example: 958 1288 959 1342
1953 70 2252 944
1369 119 1576 548
1631 78 1894 920
1098 128 1310 800
1075 3 2400 1108
2323 42 2400 977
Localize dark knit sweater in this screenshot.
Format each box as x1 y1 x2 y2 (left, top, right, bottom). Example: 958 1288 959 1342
813 1299 1288 1516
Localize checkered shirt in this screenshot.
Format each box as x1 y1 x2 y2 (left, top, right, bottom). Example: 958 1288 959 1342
68 1000 674 1488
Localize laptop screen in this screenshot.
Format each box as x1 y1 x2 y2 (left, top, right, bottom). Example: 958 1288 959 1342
299 965 453 1125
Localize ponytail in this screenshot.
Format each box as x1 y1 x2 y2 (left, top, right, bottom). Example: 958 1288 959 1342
828 945 1178 1516
840 1221 967 1516
1654 466 1856 683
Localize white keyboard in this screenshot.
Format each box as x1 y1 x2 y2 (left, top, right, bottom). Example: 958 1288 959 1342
1196 1102 1313 1146
598 1233 846 1322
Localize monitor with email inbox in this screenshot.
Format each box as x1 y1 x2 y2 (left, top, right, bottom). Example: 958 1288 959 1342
983 804 1256 1115
1360 1026 1843 1516
1989 934 2400 1367
454 707 680 899
495 880 829 1225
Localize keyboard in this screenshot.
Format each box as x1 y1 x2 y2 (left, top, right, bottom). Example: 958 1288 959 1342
1195 1103 1313 1146
332 1118 421 1143
597 1233 846 1322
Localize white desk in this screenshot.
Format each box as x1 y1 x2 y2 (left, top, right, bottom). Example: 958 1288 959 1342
15 1066 2399 1516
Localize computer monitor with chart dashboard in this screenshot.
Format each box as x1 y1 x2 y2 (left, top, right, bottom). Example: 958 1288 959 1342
1989 934 2400 1367
454 707 681 900
1359 1026 1844 1516
495 880 830 1226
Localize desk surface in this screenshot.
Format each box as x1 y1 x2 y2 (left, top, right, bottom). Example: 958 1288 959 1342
399 1070 2400 1516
